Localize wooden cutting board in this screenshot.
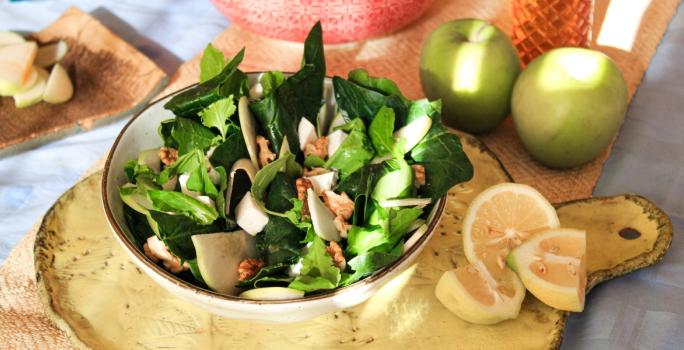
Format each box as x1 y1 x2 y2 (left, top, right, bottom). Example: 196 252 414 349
33 135 672 350
0 7 166 157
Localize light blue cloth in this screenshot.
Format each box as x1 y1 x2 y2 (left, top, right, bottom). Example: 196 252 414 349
0 1 683 348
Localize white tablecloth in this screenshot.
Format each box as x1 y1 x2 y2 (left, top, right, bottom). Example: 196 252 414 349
0 1 682 348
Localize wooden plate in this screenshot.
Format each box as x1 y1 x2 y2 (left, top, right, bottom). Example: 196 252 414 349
34 135 672 349
0 7 166 157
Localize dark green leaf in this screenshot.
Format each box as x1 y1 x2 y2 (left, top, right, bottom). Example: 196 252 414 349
164 48 245 117
199 44 225 83
158 119 177 148
171 117 217 155
209 129 249 170
265 173 297 213
250 154 292 207
123 205 155 248
348 68 408 104
149 210 223 260
148 190 219 225
410 124 473 199
332 76 408 126
250 23 325 154
187 258 207 286
342 244 403 286
335 163 383 226
258 216 305 265
368 106 396 156
215 166 228 219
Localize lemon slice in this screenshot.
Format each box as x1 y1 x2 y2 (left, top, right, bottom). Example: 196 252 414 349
435 259 526 325
462 183 560 265
507 228 587 312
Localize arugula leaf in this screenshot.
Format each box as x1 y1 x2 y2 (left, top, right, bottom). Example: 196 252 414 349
288 236 341 293
198 96 237 139
250 154 292 207
171 117 217 155
158 119 177 148
164 48 246 117
260 71 286 97
342 243 403 286
348 68 408 104
410 123 473 200
148 190 219 225
149 210 224 260
368 106 396 157
325 118 375 178
209 129 249 170
332 76 408 126
199 43 225 83
158 150 218 198
258 216 304 265
265 173 297 213
250 22 325 154
123 160 154 183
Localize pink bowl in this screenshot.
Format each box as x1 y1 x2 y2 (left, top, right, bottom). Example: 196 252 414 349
211 0 433 44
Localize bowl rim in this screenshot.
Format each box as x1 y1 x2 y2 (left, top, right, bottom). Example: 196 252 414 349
101 75 447 305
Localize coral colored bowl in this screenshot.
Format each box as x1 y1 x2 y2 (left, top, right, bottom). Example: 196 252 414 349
211 0 434 44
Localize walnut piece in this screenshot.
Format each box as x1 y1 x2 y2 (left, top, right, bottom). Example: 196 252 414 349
143 236 188 274
326 241 346 270
304 136 328 159
303 167 329 177
237 258 266 281
412 164 426 187
256 135 276 167
321 190 354 220
158 147 178 166
333 215 352 239
296 178 314 216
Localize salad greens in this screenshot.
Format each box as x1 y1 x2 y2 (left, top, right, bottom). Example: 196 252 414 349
119 22 473 299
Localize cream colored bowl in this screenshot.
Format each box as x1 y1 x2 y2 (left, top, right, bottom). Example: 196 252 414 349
102 74 445 323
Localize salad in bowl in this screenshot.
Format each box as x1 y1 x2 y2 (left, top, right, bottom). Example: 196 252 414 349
111 23 473 303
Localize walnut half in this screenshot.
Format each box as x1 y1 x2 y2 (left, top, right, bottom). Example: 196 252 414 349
237 258 266 281
158 147 178 166
326 241 346 270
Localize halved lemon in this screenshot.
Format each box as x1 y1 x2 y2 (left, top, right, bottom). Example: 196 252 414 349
435 259 526 325
507 228 587 312
462 183 560 265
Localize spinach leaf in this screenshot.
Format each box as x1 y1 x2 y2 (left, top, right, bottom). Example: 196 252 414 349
406 98 441 124
123 205 155 248
288 236 341 292
348 68 408 104
342 243 403 286
171 117 217 155
250 154 292 207
258 216 304 265
215 166 228 219
250 22 325 154
198 96 237 139
158 119 177 148
199 43 225 83
148 190 219 225
149 210 223 260
325 118 375 178
265 173 297 213
410 124 473 200
282 151 303 180
164 48 245 117
260 71 286 97
209 129 248 170
332 76 408 126
368 106 396 157
335 163 382 225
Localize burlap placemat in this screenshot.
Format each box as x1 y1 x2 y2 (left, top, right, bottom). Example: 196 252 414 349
1 0 679 348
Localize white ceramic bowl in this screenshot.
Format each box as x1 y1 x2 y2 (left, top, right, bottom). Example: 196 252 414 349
102 74 445 323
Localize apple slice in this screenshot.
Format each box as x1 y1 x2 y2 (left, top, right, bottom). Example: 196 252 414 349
393 115 432 154
238 96 260 169
43 63 73 104
192 231 257 295
0 65 37 97
13 66 48 108
34 40 69 67
240 287 304 300
0 31 25 47
0 42 38 94
307 188 340 242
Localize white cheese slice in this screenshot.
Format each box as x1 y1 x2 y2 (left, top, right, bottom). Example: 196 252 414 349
179 173 202 198
298 118 317 151
235 192 269 236
326 130 347 157
306 171 338 195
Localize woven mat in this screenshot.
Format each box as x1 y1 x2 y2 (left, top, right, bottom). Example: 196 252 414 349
1 0 679 348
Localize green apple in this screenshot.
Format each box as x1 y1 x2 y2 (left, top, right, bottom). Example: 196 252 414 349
420 19 520 133
511 48 628 168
